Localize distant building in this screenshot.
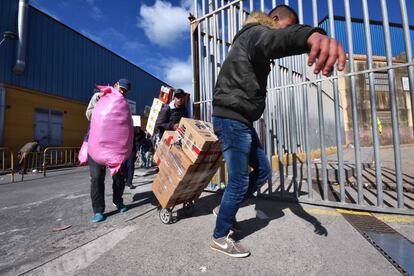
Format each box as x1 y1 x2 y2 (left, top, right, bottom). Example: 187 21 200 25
0 0 168 155
321 16 414 146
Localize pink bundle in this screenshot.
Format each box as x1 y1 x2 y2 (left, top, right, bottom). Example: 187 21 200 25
88 86 133 175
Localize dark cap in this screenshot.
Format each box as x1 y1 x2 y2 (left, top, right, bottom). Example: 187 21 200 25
174 88 187 96
118 79 131 91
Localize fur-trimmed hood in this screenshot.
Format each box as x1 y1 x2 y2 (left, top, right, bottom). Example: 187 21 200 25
243 12 279 29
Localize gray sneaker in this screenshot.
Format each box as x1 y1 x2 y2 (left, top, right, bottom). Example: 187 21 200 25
212 205 241 232
210 234 250 258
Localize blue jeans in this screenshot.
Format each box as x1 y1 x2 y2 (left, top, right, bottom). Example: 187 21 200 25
212 116 272 238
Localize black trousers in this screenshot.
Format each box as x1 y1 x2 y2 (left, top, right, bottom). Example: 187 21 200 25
88 155 126 213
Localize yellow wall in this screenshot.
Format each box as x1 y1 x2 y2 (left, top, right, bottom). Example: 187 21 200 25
3 85 88 155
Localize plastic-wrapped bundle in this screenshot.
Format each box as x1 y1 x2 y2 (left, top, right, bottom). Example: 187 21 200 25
88 86 133 175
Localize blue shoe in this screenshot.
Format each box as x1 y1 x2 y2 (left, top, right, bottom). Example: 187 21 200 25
114 203 128 213
92 212 104 222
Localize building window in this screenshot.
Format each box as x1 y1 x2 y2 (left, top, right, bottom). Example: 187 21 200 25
365 71 390 92
34 108 63 147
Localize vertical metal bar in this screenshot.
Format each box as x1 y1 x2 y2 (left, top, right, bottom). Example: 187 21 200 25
327 0 345 203
344 0 364 204
212 1 219 85
232 3 237 37
221 0 226 61
205 2 211 120
298 0 313 200
260 0 264 12
399 0 414 134
195 0 203 120
249 0 253 12
191 0 199 119
227 2 231 52
379 0 403 208
275 61 285 197
266 66 274 194
239 1 243 29
313 0 328 200
201 0 207 120
361 0 383 207
207 2 214 120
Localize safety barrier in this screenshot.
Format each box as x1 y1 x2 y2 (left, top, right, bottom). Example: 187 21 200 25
0 147 14 182
42 147 80 176
191 0 414 215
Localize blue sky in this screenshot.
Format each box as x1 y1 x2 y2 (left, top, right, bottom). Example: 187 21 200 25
29 0 413 94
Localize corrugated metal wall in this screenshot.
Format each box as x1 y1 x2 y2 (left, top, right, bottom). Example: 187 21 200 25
320 16 414 57
0 0 167 114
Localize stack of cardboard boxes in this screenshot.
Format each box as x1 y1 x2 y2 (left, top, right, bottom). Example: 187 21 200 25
152 118 223 209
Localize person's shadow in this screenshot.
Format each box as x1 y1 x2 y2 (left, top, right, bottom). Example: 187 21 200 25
233 196 328 240
178 192 328 239
103 191 158 220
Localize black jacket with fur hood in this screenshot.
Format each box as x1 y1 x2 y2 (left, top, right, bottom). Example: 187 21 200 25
212 12 325 126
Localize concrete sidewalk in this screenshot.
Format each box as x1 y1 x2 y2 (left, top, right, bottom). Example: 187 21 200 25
1 167 413 275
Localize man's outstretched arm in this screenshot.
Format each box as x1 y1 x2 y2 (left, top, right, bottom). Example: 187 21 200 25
306 32 346 76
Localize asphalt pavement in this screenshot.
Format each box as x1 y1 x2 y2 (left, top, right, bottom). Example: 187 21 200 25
0 166 413 275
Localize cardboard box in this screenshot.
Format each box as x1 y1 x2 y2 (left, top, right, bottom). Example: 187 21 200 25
146 98 164 136
153 131 175 166
159 86 173 104
174 118 222 163
152 145 222 208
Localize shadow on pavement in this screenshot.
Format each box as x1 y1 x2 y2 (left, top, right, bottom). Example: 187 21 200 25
176 192 328 240
103 191 157 219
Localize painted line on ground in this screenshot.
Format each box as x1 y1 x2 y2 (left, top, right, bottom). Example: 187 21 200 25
299 207 414 223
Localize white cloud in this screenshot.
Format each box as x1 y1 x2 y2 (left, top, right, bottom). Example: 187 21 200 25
137 0 190 47
162 56 193 96
85 0 103 20
123 41 146 52
91 6 103 20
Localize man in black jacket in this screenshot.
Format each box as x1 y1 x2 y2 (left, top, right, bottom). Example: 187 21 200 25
210 5 346 258
155 88 188 135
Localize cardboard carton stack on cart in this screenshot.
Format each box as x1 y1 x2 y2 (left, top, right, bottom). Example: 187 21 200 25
152 118 222 223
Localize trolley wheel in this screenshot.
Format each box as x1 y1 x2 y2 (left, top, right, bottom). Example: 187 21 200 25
159 208 173 224
183 201 195 216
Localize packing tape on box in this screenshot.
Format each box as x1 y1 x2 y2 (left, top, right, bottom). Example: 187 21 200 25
175 123 221 162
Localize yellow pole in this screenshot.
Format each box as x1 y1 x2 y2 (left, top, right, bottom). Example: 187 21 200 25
11 151 14 182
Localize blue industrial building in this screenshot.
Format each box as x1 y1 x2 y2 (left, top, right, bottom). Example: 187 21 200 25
0 0 168 154
319 16 414 57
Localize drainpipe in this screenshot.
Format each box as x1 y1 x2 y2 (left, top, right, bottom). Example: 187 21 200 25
13 0 29 75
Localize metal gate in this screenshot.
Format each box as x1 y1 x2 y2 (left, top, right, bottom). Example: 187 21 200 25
190 0 414 215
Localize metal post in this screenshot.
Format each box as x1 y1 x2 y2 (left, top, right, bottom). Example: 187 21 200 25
361 0 383 207
379 0 404 208
399 0 414 134
327 0 345 203
221 0 226 61
298 0 313 200
313 0 328 200
344 0 364 204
